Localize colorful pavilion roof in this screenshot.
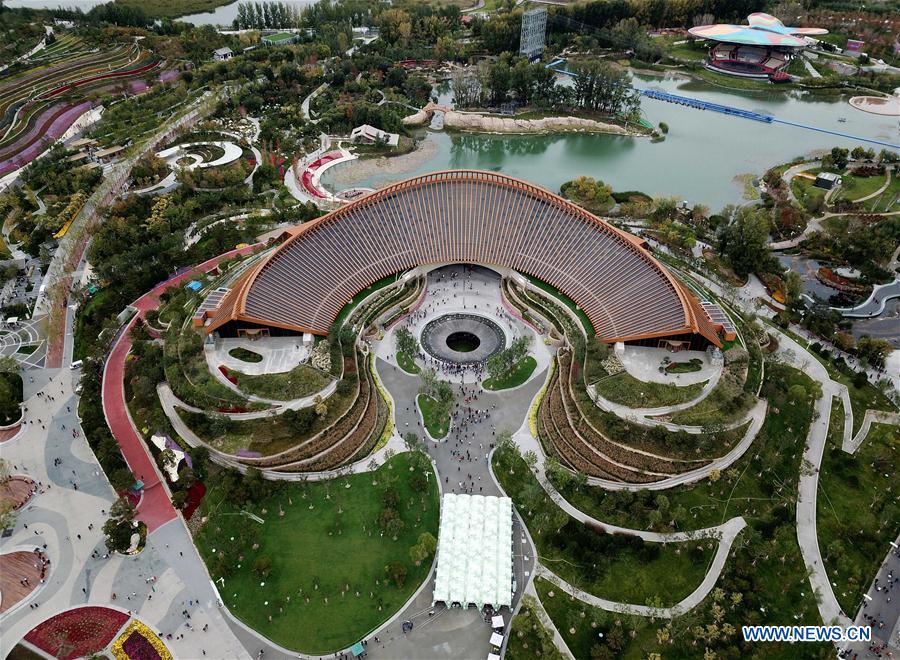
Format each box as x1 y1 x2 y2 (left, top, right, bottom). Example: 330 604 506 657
689 12 827 47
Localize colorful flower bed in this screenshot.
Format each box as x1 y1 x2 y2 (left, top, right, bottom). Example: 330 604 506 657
112 620 172 660
24 606 129 660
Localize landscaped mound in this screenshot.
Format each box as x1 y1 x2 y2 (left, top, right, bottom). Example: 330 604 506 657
23 606 130 660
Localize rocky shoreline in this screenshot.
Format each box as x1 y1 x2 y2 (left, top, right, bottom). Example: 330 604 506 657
403 106 637 136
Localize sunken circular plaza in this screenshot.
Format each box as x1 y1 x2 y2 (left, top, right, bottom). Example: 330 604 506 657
202 170 722 350
421 313 506 364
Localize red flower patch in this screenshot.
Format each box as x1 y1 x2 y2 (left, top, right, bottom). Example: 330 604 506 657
25 606 129 660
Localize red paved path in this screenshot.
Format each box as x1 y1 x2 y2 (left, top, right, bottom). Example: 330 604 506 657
101 245 259 533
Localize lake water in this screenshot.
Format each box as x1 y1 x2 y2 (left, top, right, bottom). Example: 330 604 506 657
324 72 898 211
176 0 317 25
4 0 317 24
6 0 107 9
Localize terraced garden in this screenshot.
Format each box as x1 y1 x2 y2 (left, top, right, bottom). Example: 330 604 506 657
0 41 172 176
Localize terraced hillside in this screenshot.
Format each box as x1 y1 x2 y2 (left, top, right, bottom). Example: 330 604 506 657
0 41 172 177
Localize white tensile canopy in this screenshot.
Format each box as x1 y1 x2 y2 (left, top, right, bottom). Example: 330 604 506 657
432 494 513 610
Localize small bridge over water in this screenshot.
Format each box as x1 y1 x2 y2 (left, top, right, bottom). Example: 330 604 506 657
545 59 900 150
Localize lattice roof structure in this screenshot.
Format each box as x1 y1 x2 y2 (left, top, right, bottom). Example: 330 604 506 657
205 170 722 347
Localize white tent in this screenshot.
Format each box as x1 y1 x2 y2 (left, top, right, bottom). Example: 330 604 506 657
490 632 504 647
432 494 513 610
491 615 504 629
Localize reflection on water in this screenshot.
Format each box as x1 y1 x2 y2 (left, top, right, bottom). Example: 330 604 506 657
325 73 896 210
178 0 316 25
776 254 854 304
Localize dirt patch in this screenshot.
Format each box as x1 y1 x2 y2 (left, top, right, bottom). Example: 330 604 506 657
327 138 438 187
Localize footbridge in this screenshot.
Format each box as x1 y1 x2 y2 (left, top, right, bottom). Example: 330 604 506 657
545 59 900 149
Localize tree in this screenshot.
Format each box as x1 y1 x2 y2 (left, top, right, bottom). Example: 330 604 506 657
386 516 405 540
561 176 614 213
253 555 273 578
856 336 891 369
314 394 328 417
385 561 407 587
103 496 138 553
395 327 418 358
717 206 774 278
0 355 19 374
783 271 803 308
409 531 437 566
827 147 849 171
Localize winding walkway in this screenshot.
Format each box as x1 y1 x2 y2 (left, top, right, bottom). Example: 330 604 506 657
771 328 853 627
536 514 746 618
101 244 259 533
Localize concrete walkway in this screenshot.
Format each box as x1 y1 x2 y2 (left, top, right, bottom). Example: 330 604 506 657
773 328 853 628
536 515 746 618
851 165 892 203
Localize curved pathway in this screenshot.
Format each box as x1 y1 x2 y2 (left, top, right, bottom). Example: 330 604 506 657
851 164 892 203
101 244 259 533
589 368 720 419
536 515 746 618
156 380 406 483
771 328 853 627
831 278 900 318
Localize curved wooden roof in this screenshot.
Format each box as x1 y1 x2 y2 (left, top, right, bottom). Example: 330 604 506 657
207 170 721 347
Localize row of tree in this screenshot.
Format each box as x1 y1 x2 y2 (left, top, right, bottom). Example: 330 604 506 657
452 56 640 119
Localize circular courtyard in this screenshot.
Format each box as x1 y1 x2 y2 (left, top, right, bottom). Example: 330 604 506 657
421 313 506 364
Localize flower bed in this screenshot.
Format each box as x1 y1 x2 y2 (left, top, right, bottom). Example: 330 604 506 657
112 620 172 660
24 606 130 660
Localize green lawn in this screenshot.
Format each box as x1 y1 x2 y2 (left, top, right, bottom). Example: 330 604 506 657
194 452 439 653
231 364 332 401
835 170 888 203
228 347 263 363
859 174 900 213
505 595 565 660
417 393 449 439
553 364 818 533
483 356 537 390
592 371 706 408
396 351 420 375
790 171 827 213
493 445 714 606
818 400 899 615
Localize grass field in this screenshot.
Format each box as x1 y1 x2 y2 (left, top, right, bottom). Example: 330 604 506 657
483 356 537 390
195 452 439 653
232 364 332 401
554 364 818 532
396 351 420 375
834 170 889 203
790 170 827 212
859 174 900 212
592 371 706 408
818 401 899 614
505 595 565 660
417 393 449 439
228 347 262 363
493 446 714 606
